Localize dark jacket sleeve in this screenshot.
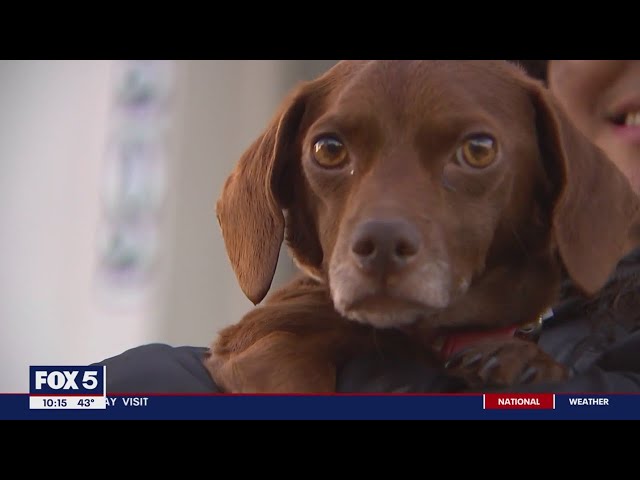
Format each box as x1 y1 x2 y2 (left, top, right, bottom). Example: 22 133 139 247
336 330 640 394
93 344 220 394
516 249 640 393
503 329 640 393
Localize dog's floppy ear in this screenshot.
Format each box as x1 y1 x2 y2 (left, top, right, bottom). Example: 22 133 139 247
216 86 309 305
531 85 640 295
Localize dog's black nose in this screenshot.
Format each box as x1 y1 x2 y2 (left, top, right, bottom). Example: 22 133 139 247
350 219 421 276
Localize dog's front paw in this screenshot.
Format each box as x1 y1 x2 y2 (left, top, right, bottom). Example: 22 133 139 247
444 337 569 389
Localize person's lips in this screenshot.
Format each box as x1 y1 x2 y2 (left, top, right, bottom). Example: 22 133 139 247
606 99 640 144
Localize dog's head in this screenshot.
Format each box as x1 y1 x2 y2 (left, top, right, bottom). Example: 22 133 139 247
216 60 640 329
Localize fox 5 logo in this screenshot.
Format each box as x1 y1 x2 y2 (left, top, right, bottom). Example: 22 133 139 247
30 366 105 395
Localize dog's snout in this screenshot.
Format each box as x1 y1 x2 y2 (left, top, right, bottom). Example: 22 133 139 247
350 219 421 275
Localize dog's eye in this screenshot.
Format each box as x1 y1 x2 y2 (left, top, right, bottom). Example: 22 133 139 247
457 135 497 169
312 137 348 168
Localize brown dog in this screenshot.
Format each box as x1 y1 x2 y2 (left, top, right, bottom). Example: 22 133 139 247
205 60 640 393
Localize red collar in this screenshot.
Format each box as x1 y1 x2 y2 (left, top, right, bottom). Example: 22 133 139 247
435 325 518 361
433 309 551 361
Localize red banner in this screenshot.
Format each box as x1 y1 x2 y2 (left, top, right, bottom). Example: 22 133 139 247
483 393 555 409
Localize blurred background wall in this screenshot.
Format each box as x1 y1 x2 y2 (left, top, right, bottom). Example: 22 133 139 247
0 60 338 392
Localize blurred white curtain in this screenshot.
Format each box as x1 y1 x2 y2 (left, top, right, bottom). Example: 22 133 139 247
0 60 337 393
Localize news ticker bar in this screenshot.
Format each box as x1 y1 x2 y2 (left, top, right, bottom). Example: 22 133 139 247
0 393 635 420
26 393 610 411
